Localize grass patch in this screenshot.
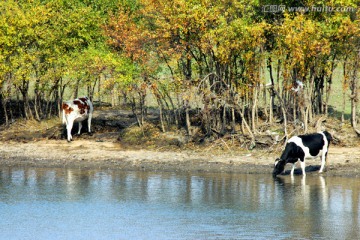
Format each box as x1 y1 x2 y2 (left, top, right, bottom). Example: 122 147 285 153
118 122 186 149
118 123 161 146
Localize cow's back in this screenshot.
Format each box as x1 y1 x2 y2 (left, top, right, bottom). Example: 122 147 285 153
63 97 93 121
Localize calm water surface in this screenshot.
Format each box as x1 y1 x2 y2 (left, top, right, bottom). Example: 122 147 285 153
0 167 359 240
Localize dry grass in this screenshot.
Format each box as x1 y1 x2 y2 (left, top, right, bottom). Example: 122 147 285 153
0 110 359 153
0 117 62 142
5 118 60 132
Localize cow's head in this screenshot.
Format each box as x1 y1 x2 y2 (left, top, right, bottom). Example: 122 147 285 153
273 158 286 177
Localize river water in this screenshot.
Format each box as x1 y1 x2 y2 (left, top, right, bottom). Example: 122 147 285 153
0 167 359 240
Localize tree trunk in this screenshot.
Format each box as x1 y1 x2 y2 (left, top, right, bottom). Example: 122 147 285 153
184 99 191 136
273 89 288 141
236 104 255 149
1 73 12 126
342 59 348 123
251 86 258 133
58 77 66 119
267 57 276 124
231 107 236 133
73 78 80 99
164 90 178 126
157 98 165 132
19 79 33 120
1 96 9 126
325 76 332 116
34 93 41 121
350 52 360 136
131 97 142 128
98 75 102 103
324 54 336 116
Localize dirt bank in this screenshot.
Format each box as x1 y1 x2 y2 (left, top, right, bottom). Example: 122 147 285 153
1 139 360 177
1 109 360 177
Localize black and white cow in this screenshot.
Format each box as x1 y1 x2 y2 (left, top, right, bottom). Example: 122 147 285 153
272 131 332 177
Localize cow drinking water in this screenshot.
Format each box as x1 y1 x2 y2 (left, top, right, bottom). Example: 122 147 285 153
273 131 332 177
62 96 93 142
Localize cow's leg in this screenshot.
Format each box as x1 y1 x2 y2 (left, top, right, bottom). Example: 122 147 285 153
290 163 296 176
66 121 74 142
77 122 82 135
87 115 92 135
300 160 306 176
319 152 327 173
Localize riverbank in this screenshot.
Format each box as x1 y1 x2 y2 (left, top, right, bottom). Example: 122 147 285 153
1 108 360 177
1 139 360 177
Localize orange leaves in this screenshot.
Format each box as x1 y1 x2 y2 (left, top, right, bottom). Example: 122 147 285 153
106 0 222 65
105 11 148 62
104 0 358 105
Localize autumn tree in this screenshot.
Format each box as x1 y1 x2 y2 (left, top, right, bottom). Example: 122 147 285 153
335 17 360 134
1 0 359 147
105 0 269 143
0 0 109 122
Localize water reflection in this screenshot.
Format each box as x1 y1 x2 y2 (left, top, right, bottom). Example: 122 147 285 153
274 175 360 240
0 167 359 239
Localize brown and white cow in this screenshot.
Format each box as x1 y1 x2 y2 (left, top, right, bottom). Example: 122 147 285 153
62 96 93 142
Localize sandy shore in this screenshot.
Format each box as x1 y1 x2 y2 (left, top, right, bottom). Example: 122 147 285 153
0 139 360 177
